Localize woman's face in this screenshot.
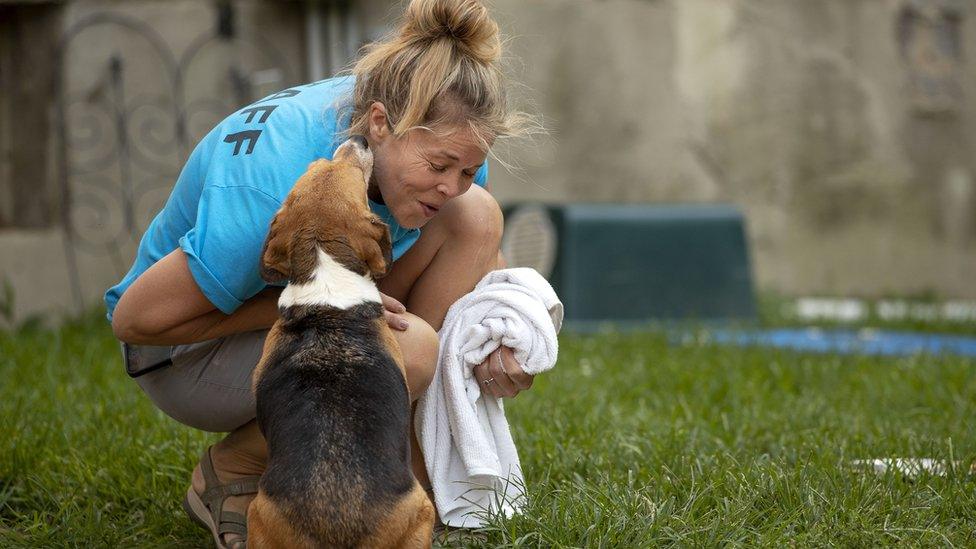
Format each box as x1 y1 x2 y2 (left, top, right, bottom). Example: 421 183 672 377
365 103 488 229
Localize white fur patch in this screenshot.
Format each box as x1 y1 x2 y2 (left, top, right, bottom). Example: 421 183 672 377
278 248 381 309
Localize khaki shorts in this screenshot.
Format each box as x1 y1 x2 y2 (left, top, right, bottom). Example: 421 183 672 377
122 329 269 432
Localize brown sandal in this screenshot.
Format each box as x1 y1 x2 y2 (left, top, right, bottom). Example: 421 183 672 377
181 446 261 549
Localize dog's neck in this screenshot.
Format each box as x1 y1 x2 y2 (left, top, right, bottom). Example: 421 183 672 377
278 247 381 310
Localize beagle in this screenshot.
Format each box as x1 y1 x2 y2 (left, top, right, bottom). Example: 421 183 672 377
247 136 435 548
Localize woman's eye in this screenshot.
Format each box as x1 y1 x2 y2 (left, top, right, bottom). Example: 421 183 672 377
430 163 447 173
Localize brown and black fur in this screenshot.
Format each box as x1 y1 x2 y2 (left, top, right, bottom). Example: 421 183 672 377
247 140 434 548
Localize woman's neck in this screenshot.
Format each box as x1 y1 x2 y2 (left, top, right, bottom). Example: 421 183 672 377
367 178 384 204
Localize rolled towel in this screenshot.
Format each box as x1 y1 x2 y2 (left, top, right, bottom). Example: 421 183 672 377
415 268 563 527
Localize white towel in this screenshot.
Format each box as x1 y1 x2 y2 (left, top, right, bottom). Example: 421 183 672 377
415 268 563 527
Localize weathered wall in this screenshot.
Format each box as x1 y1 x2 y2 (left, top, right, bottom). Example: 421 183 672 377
2 0 974 326
488 0 976 298
0 0 311 324
0 0 409 325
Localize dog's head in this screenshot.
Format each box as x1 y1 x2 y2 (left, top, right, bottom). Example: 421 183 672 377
260 136 392 284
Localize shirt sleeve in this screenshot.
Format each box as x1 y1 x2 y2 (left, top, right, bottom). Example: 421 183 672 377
176 92 330 314
179 185 281 314
474 162 488 188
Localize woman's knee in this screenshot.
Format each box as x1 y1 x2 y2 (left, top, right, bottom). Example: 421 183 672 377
395 312 439 399
440 185 503 245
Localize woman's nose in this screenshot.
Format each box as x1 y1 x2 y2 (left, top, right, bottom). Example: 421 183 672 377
436 175 463 198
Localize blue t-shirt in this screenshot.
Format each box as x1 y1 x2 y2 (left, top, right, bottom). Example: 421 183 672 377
104 76 487 320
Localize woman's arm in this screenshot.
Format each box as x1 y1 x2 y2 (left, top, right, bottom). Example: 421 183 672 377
111 248 281 345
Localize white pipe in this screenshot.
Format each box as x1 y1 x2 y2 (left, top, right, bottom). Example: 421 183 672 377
345 1 361 62
305 0 326 81
326 0 344 76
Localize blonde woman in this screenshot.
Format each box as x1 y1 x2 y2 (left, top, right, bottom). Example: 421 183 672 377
105 0 536 546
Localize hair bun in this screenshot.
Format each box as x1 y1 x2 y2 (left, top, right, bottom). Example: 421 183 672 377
402 0 501 64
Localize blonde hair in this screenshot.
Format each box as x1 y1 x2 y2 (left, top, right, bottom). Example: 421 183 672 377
347 0 538 150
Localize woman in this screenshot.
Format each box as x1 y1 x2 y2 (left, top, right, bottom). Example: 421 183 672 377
105 0 538 546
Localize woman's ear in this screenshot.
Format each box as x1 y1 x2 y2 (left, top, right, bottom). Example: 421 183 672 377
367 102 390 144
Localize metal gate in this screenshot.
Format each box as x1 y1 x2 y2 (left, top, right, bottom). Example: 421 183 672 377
55 8 298 310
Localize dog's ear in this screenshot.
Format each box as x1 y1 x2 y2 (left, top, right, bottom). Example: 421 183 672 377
287 228 324 282
358 215 392 279
322 236 369 275
260 208 290 283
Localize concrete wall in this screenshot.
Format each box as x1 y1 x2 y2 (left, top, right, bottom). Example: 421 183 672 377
0 0 312 325
487 0 976 298
0 0 409 326
2 0 974 326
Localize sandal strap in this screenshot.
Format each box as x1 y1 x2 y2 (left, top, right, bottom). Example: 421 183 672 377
198 446 223 494
217 510 249 537
195 445 262 542
201 476 261 502
198 446 261 507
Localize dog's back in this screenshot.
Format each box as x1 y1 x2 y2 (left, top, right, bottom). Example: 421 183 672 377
254 302 415 547
248 140 434 548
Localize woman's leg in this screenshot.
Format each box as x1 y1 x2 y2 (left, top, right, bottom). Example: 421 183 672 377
378 185 505 489
380 185 504 331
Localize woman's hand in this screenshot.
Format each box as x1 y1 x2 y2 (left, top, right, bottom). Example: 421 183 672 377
473 346 534 399
381 292 410 331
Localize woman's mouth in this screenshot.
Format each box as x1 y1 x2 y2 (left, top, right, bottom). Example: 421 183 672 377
419 201 439 218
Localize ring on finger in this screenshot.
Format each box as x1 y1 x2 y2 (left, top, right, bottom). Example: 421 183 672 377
482 377 495 386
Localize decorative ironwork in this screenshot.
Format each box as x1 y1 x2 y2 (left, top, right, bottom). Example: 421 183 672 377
55 9 298 309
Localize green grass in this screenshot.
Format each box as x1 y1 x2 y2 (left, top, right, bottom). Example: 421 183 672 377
3 312 976 547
